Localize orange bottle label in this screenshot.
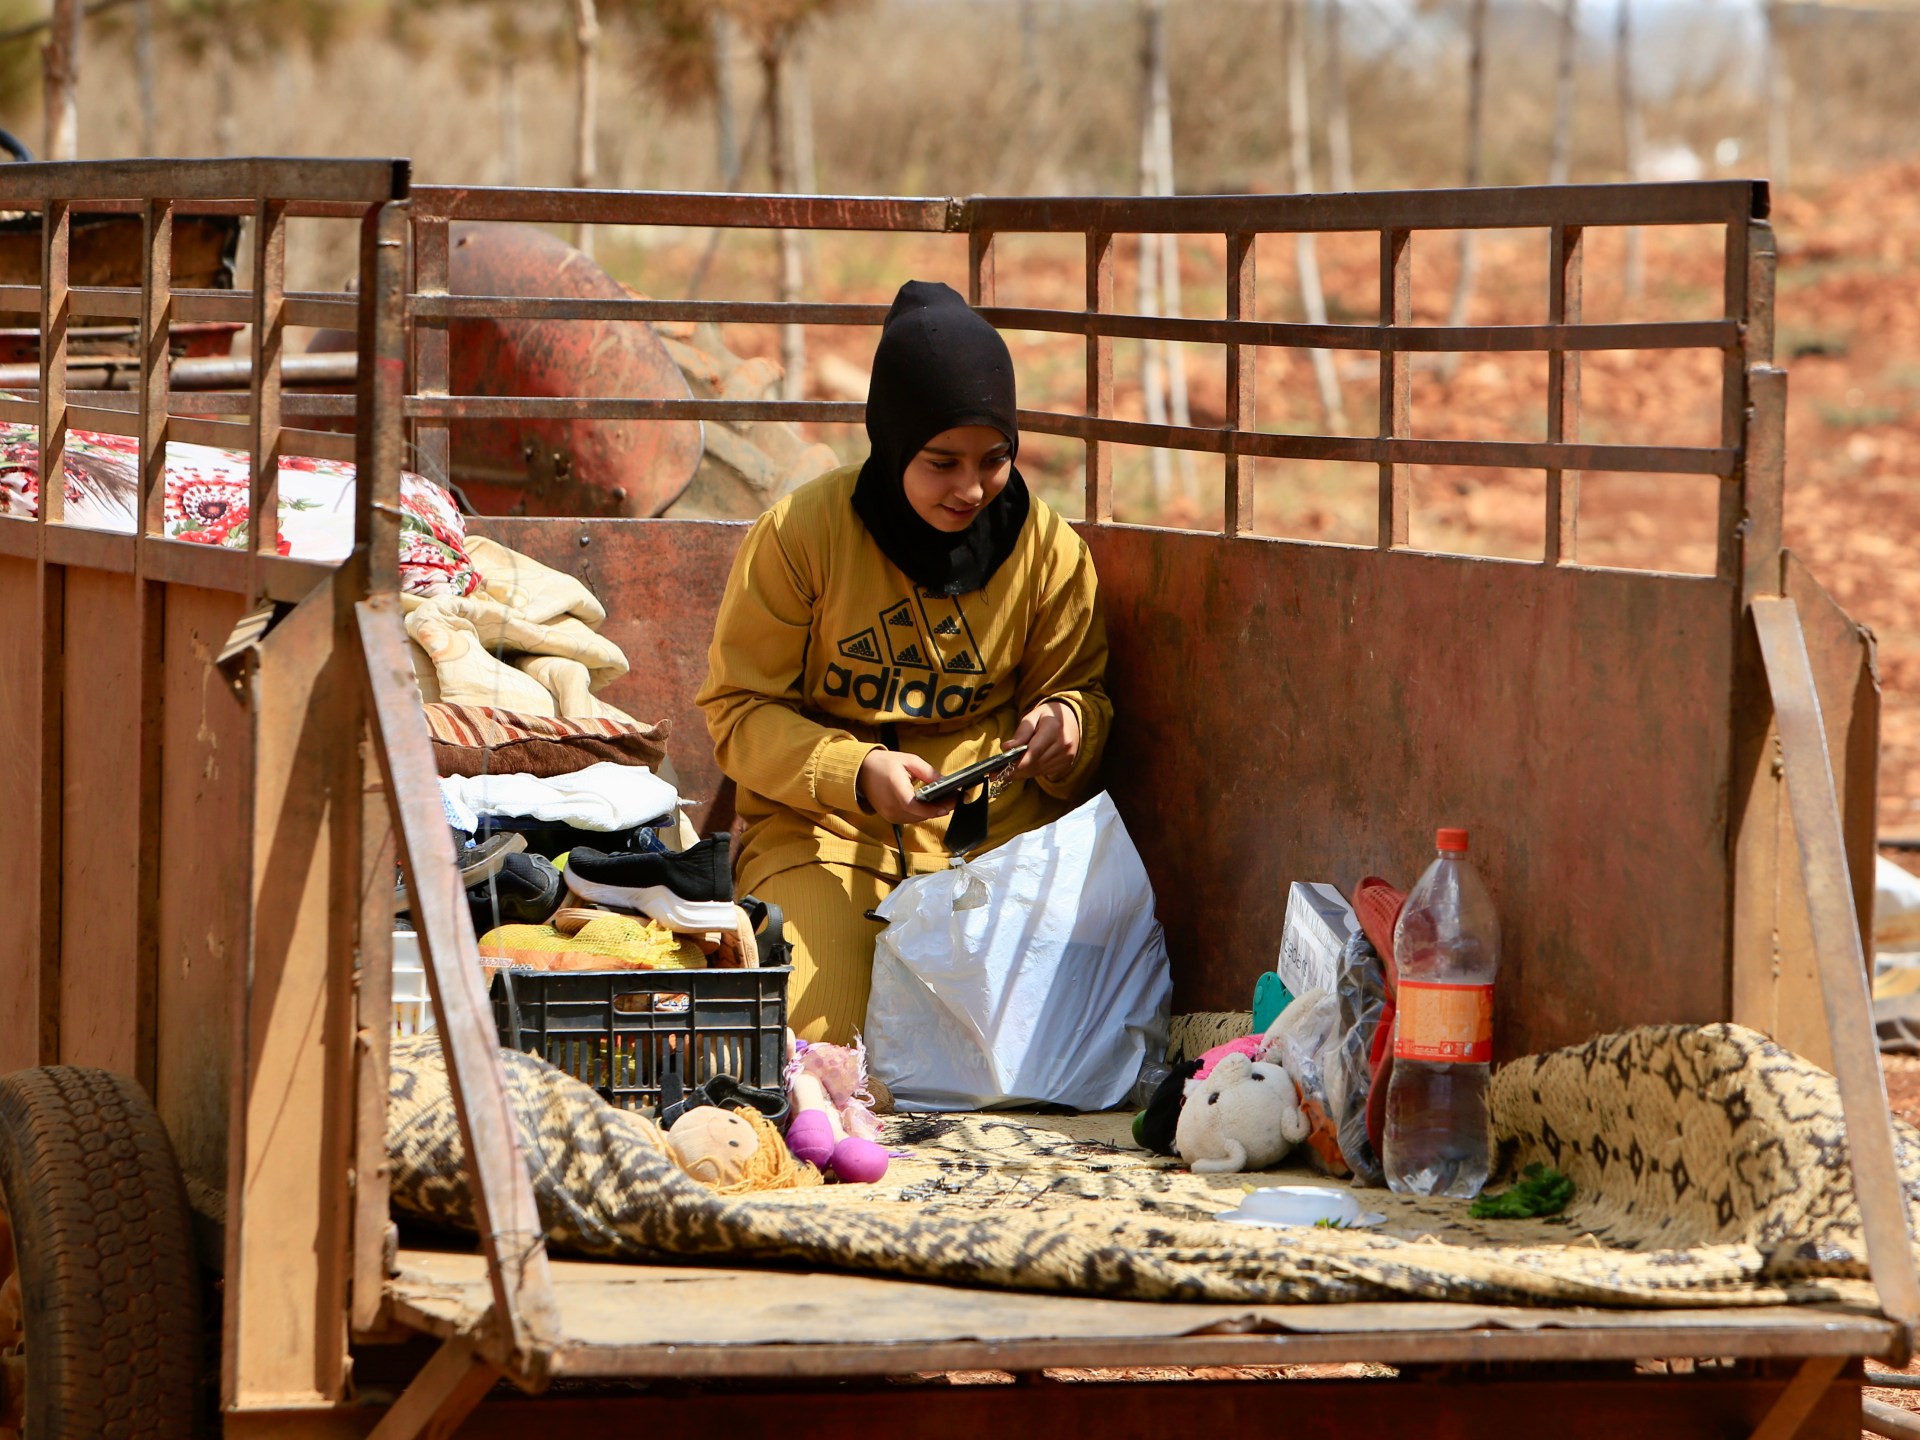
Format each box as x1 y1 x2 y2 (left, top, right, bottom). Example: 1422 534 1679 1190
1393 981 1494 1063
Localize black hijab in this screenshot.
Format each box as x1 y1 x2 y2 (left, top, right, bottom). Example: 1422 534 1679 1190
851 280 1030 597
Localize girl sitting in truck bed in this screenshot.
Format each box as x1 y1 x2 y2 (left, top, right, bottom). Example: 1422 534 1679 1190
697 280 1112 1044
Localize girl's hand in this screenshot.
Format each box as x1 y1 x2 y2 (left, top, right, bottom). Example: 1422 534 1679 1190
857 748 956 825
1008 699 1080 781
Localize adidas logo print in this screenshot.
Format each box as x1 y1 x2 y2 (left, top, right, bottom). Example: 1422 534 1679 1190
839 628 881 662
823 662 995 719
827 593 994 719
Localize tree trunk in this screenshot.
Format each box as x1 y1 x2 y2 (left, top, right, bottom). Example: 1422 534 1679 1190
765 40 806 403
272 50 294 151
1286 0 1345 431
711 9 741 188
1009 0 1056 191
43 0 81 161
1617 0 1643 298
1150 23 1194 499
1446 0 1489 332
1137 0 1171 502
211 0 237 158
498 54 521 187
688 59 767 300
789 27 816 196
1549 0 1577 185
571 0 600 258
1325 0 1354 193
134 0 157 156
1764 0 1791 191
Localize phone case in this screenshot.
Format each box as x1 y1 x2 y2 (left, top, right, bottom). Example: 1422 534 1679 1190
915 746 1026 803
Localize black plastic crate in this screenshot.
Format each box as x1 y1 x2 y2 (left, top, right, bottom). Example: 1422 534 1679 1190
489 966 791 1111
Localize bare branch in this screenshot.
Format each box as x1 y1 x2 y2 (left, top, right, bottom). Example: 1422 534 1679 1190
0 0 132 51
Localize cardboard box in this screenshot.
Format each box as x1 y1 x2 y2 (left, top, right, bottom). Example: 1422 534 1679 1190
1276 882 1359 999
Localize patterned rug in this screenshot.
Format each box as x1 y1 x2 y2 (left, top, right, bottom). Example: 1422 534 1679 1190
385 1022 1920 1308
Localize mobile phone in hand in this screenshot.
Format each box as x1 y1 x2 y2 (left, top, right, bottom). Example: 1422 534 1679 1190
913 744 1029 805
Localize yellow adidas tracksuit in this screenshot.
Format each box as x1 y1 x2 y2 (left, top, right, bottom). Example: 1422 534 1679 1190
696 465 1110 1041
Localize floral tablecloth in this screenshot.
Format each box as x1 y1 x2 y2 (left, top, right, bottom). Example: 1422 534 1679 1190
0 418 482 597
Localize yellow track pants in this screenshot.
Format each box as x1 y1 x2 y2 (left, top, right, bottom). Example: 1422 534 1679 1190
751 863 891 1045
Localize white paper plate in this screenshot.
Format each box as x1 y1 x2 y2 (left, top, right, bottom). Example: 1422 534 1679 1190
1214 1185 1385 1229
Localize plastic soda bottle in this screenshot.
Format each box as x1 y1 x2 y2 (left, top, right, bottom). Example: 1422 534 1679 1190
1382 828 1500 1198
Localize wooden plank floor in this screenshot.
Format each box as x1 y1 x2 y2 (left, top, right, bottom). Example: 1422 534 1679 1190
387 1247 1902 1381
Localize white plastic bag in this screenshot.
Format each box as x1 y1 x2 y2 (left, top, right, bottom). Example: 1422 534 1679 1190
1878 855 1920 951
865 791 1172 1111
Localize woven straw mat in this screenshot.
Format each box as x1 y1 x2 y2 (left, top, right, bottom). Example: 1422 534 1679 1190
385 1022 1920 1308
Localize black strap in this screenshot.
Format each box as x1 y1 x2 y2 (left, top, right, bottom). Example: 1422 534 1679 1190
945 789 989 856
499 968 523 1052
657 1044 685 1119
880 722 911 878
738 896 793 968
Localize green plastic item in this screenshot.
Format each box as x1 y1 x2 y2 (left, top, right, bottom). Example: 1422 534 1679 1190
1252 971 1294 1034
1469 1162 1575 1219
1131 1110 1150 1149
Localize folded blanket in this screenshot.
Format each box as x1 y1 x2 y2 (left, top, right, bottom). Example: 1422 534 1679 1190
401 593 627 688
464 534 606 629
400 536 638 724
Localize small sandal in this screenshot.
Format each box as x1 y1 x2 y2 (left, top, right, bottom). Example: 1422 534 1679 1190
659 1073 791 1131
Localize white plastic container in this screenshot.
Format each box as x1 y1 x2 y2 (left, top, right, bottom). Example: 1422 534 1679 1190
392 931 436 1036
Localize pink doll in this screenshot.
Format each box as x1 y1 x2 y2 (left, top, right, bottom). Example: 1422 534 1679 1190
784 1037 889 1183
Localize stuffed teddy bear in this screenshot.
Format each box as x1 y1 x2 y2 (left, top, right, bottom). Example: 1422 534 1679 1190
1174 1051 1311 1175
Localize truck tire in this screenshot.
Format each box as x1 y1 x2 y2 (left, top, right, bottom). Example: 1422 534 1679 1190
0 1067 201 1439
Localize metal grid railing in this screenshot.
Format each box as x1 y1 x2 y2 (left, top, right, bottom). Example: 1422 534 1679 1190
403 179 1778 580
0 170 1780 586
0 157 408 598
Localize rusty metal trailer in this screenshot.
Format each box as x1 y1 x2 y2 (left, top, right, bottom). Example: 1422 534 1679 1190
0 156 1911 1438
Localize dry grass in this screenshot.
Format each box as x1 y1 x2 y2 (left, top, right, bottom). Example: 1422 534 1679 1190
11 0 1920 203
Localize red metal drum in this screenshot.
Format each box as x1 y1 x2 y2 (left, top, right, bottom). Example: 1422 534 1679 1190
443 222 703 518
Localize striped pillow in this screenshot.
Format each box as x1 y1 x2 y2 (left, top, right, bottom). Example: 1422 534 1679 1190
425 704 670 780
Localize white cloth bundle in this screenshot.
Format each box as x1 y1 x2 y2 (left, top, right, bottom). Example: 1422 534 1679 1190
439 762 677 833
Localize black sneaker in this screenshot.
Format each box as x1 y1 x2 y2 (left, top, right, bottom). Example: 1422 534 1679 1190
468 852 563 937
396 831 527 915
564 833 729 902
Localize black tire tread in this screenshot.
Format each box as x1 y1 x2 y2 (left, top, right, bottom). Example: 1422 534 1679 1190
0 1066 200 1439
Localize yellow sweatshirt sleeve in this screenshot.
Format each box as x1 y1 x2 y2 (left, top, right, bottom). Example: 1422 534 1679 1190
1014 517 1111 802
697 509 878 818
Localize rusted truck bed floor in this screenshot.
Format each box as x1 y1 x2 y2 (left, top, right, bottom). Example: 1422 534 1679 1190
386 1247 1902 1380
